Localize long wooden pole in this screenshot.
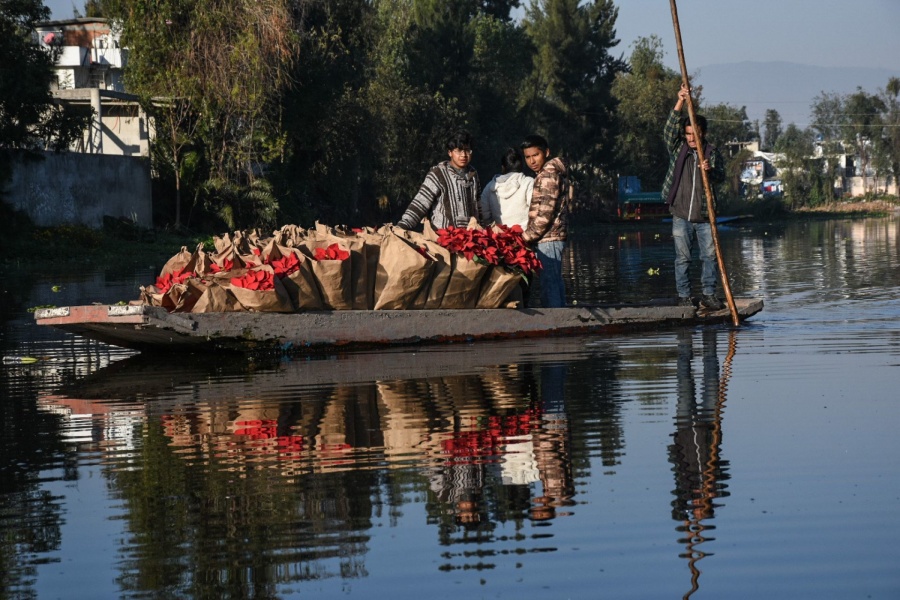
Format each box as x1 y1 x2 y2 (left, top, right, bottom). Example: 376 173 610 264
669 0 740 326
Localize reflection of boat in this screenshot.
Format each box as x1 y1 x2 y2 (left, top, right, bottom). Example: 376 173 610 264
34 299 763 353
49 336 603 400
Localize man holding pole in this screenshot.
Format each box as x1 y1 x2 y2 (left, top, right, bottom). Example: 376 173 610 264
661 83 726 310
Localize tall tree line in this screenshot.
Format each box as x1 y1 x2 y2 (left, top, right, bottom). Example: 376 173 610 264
92 0 627 230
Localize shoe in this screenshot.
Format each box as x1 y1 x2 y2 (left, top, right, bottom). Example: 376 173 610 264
700 295 724 310
677 296 694 307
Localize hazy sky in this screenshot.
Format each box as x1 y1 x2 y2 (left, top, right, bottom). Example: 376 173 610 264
43 0 900 71
612 0 900 71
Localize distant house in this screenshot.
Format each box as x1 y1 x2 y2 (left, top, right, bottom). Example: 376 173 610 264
2 18 154 229
740 151 781 199
33 18 150 157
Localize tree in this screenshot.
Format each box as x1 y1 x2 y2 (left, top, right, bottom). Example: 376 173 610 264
521 0 626 178
842 88 885 194
703 103 753 151
763 109 782 151
611 35 681 189
881 77 900 195
103 0 297 229
775 123 815 208
0 0 89 179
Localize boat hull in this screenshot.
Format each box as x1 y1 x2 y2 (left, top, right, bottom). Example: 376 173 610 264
34 298 764 353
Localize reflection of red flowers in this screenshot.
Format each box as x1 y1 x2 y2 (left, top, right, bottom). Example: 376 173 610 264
436 225 541 275
230 269 275 290
267 252 300 277
441 409 542 461
313 243 350 261
155 267 192 293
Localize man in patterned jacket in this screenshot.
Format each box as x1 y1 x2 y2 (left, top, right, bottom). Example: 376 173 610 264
521 134 569 308
396 130 481 231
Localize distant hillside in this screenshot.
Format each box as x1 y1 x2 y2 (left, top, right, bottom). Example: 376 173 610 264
692 61 900 129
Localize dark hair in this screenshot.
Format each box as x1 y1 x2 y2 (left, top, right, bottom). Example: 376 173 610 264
521 134 549 152
681 115 708 136
446 129 473 151
500 148 523 174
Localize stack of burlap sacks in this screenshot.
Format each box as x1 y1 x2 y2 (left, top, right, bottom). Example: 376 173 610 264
138 220 527 313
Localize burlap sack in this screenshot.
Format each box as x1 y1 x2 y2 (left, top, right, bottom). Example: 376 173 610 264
279 224 307 247
475 265 523 309
159 246 192 277
227 265 294 312
314 227 369 309
439 255 489 309
191 280 243 313
301 242 353 310
355 229 386 310
161 278 206 313
279 248 323 310
405 227 452 309
373 231 436 310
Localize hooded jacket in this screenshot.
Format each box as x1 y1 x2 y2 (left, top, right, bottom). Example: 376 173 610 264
522 156 569 245
480 171 534 229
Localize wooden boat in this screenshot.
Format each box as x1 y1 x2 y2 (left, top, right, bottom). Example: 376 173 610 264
34 298 763 353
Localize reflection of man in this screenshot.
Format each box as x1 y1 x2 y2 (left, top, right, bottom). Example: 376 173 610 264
531 364 575 521
668 330 730 522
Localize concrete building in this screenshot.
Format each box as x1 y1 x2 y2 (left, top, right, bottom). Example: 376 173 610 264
1 18 154 228
33 18 150 157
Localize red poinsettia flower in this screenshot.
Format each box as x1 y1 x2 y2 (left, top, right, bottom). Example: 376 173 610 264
436 224 541 275
313 243 350 261
230 269 275 291
209 258 234 274
267 252 301 278
154 266 192 293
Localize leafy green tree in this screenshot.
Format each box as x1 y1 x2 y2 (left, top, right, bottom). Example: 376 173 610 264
0 0 89 181
103 0 297 229
703 103 753 152
763 109 782 151
611 35 681 189
881 77 900 195
521 0 626 181
842 88 885 193
775 123 815 208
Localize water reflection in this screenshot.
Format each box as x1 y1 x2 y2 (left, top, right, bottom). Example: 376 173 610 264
26 340 597 593
669 329 735 599
5 215 900 598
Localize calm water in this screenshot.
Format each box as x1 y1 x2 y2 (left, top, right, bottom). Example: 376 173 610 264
2 216 899 600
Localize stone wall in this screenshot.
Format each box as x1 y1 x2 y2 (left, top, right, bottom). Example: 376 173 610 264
2 151 152 228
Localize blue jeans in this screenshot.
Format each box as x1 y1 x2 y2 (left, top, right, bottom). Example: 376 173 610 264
672 216 718 298
536 240 566 308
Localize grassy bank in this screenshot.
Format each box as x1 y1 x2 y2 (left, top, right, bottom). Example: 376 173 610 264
2 207 209 271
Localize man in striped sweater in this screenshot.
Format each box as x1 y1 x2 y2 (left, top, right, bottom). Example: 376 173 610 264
396 130 481 231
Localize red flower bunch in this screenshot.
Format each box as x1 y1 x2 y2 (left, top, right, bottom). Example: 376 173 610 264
209 258 234 274
491 224 542 276
155 267 192 293
267 252 300 277
230 269 275 291
436 225 541 276
436 226 481 261
313 243 350 261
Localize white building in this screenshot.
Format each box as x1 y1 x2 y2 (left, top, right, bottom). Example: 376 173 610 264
33 18 150 157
